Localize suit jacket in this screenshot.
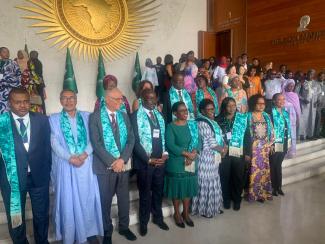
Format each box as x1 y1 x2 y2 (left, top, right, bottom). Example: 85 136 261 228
89 109 135 175
162 92 173 124
130 110 165 170
0 112 51 192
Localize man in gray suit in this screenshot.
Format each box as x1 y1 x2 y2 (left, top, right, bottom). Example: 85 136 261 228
89 88 136 244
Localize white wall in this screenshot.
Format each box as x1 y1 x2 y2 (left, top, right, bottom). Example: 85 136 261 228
0 0 206 113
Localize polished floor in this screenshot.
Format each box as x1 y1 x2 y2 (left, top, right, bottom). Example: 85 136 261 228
113 175 325 244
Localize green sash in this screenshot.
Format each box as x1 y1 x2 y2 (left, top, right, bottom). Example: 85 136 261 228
187 120 199 151
0 112 22 228
229 112 248 157
137 106 165 155
195 88 219 116
197 115 224 148
100 99 127 158
185 120 199 173
60 110 87 155
247 112 273 142
169 86 194 120
272 107 291 152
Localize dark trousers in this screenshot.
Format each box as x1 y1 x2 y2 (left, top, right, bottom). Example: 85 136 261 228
219 155 246 205
1 176 49 244
97 171 130 237
136 165 165 226
269 152 286 191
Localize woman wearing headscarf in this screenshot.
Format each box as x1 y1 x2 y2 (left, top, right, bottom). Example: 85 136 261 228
283 79 301 158
212 57 227 96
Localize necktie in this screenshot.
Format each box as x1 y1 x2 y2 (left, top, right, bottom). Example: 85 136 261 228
17 118 28 143
149 111 157 125
178 90 183 102
110 113 117 132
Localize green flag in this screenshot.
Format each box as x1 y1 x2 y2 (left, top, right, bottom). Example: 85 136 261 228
96 50 106 98
132 52 142 93
63 48 78 93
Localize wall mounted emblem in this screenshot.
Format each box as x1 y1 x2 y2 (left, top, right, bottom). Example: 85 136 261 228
297 15 311 32
17 0 160 60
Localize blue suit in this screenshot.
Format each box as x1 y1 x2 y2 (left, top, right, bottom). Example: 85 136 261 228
0 112 51 244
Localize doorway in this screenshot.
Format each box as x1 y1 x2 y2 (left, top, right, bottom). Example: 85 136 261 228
198 29 232 59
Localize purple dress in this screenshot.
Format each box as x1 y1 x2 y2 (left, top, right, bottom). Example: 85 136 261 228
246 119 273 202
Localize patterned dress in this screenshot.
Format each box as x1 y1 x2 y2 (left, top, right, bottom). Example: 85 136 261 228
246 118 273 202
0 59 21 113
192 121 223 217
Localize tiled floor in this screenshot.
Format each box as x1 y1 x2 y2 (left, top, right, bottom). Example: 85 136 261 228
111 175 325 244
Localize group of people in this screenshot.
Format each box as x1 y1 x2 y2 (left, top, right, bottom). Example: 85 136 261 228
0 46 323 244
0 47 46 115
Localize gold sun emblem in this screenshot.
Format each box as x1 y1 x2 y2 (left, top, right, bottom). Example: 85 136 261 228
17 0 160 60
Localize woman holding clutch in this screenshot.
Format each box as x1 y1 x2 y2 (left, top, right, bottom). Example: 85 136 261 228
165 101 200 228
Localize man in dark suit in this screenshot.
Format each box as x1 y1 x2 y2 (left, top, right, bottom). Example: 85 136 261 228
0 87 51 244
130 89 169 236
162 72 195 123
89 88 136 244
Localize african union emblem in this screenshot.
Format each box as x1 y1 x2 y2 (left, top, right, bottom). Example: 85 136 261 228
17 0 160 60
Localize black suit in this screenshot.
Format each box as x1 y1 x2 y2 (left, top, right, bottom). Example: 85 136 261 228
130 110 165 226
162 91 173 124
89 110 135 237
0 112 51 244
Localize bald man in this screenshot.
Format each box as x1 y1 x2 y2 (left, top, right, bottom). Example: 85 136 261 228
89 88 136 244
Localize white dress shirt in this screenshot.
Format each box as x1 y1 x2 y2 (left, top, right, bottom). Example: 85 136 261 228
12 112 31 172
264 79 284 100
12 112 30 151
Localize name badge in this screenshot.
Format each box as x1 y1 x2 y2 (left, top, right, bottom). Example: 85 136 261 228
0 74 3 80
153 129 160 138
226 132 232 140
322 91 325 96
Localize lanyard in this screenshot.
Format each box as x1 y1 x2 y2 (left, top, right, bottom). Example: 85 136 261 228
15 119 30 140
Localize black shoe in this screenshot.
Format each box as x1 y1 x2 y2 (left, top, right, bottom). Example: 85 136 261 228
153 219 169 231
272 190 278 196
201 214 213 218
278 189 285 196
233 203 241 211
87 236 99 244
102 235 112 244
218 210 224 214
223 202 231 209
173 214 185 228
118 229 137 241
182 214 194 227
257 199 265 203
139 225 147 236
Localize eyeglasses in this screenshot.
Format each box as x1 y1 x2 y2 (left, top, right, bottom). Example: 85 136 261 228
109 96 124 102
60 96 76 101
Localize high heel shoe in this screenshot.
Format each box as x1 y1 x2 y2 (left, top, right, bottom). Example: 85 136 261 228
173 214 185 228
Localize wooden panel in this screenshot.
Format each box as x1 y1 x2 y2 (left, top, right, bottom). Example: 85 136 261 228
211 0 247 58
198 31 217 59
247 0 325 72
